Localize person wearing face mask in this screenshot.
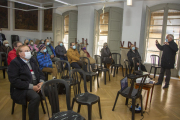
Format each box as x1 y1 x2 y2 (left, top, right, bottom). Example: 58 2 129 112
101 42 114 69
0 40 12 65
7 41 23 65
0 28 6 46
40 39 45 44
155 34 178 88
28 40 39 52
8 45 45 120
67 42 87 72
55 41 68 61
37 44 57 79
24 39 29 45
127 44 147 72
45 39 59 62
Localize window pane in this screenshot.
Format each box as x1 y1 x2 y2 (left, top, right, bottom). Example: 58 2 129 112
149 33 162 39
166 26 180 39
145 51 160 63
147 39 161 51
99 25 108 35
150 10 164 25
167 9 180 25
63 35 68 50
149 26 162 33
100 12 109 24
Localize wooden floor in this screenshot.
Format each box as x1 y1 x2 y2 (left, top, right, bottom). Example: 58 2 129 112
1 69 180 120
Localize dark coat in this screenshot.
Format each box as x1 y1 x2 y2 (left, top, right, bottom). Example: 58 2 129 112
55 45 67 58
0 33 6 46
127 49 141 67
156 40 178 69
101 47 112 63
8 57 45 105
0 45 12 61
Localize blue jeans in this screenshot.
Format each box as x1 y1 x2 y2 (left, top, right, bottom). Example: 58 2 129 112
60 56 68 68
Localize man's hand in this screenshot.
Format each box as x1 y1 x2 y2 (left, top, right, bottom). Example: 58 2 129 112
137 63 139 66
109 56 111 58
37 82 43 89
156 40 159 44
51 54 54 58
64 54 66 56
33 85 40 92
164 42 169 45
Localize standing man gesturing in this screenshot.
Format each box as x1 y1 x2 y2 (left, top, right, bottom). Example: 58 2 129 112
155 34 178 88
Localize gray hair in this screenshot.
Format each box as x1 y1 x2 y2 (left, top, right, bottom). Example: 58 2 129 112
103 42 107 46
3 40 9 45
168 34 174 40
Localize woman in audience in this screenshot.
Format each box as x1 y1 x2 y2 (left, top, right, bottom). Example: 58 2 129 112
101 42 114 69
24 39 29 45
37 44 57 79
28 40 39 52
80 46 96 70
0 40 12 65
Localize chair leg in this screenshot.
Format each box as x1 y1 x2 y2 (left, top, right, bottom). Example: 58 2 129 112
111 66 113 73
149 66 152 74
140 95 143 116
104 71 106 85
90 76 92 92
154 68 157 78
88 105 92 120
132 99 136 120
112 92 120 111
98 99 102 119
97 75 99 88
40 100 46 114
125 98 129 105
113 67 116 77
108 70 110 81
121 66 124 77
77 104 81 113
11 101 15 114
3 69 5 79
71 98 75 109
116 67 118 74
22 105 26 120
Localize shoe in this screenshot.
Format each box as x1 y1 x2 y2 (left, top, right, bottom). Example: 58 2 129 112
163 84 169 88
155 82 162 85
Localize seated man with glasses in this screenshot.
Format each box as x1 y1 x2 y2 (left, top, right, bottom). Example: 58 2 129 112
8 45 45 120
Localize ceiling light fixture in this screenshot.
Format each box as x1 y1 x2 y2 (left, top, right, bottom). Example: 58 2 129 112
54 0 69 5
127 0 132 6
10 0 44 8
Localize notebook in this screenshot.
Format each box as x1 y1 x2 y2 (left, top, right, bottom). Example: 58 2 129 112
120 77 128 91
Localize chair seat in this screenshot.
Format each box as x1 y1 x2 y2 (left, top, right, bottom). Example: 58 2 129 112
51 110 85 120
111 64 123 67
119 87 138 97
75 92 99 105
84 72 98 76
98 67 109 71
151 65 161 68
127 74 139 79
0 66 8 69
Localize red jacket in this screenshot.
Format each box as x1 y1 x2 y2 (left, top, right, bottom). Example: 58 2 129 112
7 49 17 65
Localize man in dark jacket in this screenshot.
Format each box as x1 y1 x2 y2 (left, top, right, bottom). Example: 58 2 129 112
55 41 68 61
127 44 147 71
0 28 6 46
8 45 45 120
155 34 178 88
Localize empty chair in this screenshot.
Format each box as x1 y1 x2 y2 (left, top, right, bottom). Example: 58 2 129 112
71 69 102 120
94 55 110 85
0 52 8 79
111 53 124 77
149 55 161 78
41 79 85 120
112 75 148 120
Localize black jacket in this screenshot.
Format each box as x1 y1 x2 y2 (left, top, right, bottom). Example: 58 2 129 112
156 40 178 69
0 33 6 46
101 47 112 63
127 49 141 67
8 57 45 105
55 45 67 58
0 45 12 61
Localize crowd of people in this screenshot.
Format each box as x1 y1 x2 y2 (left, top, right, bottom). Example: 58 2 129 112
0 33 177 120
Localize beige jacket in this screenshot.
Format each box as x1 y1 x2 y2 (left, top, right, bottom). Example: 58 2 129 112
80 50 95 64
67 48 80 64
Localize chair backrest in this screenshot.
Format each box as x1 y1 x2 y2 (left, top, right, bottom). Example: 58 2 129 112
112 53 121 65
80 57 91 72
0 52 8 66
132 57 142 71
55 60 71 78
70 69 88 94
120 77 128 91
124 59 132 76
41 79 71 119
150 55 160 66
94 55 103 69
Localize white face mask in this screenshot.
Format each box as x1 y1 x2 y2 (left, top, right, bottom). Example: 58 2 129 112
5 44 9 47
24 52 32 60
31 42 33 45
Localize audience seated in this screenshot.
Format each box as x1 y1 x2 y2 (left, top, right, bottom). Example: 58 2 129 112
55 41 68 61
101 42 114 69
37 44 57 79
127 44 147 72
24 39 29 45
8 45 45 120
0 40 12 65
80 46 96 70
28 40 39 52
44 39 59 62
40 39 44 44
7 41 22 65
0 28 6 46
67 42 87 72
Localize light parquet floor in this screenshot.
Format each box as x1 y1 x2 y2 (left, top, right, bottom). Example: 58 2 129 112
0 69 180 120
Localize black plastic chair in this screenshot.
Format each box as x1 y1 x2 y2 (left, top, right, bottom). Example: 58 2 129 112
94 55 110 85
112 75 148 120
111 53 124 77
41 79 85 120
80 57 99 92
149 55 161 78
11 98 46 120
0 52 8 79
71 69 102 120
